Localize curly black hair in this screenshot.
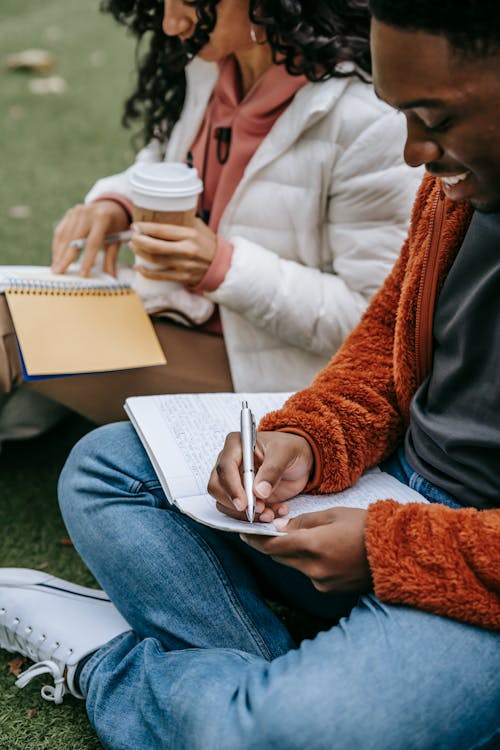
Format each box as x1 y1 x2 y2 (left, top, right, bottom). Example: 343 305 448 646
369 0 500 58
101 0 371 146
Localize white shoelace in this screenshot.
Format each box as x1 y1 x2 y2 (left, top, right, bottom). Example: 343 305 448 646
16 661 67 704
0 607 72 704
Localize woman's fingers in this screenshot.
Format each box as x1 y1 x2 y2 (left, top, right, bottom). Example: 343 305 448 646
131 232 199 262
131 221 216 261
133 221 193 241
135 264 198 284
52 206 87 270
79 214 120 276
51 200 130 275
102 242 120 277
129 219 217 285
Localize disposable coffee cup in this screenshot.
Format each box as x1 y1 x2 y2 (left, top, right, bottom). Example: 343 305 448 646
129 161 203 226
128 162 204 301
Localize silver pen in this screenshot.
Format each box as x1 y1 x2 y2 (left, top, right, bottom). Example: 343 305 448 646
240 400 256 523
69 230 133 251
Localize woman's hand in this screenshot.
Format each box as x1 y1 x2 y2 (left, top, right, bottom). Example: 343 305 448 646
52 200 130 277
242 507 373 593
208 431 314 523
130 218 217 287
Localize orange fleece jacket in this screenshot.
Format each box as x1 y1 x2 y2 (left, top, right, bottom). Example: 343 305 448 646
260 174 500 631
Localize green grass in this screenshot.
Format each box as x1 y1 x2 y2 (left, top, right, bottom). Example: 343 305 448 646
0 0 136 265
0 1 137 746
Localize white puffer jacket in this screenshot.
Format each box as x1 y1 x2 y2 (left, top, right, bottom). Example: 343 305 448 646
87 59 421 392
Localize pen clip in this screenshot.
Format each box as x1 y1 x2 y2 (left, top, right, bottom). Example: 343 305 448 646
251 413 256 451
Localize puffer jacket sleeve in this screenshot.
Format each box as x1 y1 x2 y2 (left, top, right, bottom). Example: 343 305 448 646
209 108 420 357
366 501 500 631
84 139 165 204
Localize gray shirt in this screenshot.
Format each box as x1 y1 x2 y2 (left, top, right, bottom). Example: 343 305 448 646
405 210 500 509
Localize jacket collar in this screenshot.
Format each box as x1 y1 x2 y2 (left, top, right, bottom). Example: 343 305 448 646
221 74 352 226
243 74 351 179
166 58 218 163
168 58 354 172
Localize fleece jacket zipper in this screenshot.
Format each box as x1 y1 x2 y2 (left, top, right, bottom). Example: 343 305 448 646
415 190 446 385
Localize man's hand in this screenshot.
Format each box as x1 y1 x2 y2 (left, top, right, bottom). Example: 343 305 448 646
241 508 372 593
208 431 314 523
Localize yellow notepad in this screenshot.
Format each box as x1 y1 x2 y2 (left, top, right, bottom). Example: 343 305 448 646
1 266 166 379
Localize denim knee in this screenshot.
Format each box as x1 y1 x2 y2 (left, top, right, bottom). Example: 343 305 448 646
58 422 138 528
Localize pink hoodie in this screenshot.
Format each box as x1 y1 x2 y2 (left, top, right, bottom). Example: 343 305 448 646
191 55 307 295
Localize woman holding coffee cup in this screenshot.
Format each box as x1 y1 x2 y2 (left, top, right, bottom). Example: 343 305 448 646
0 0 421 435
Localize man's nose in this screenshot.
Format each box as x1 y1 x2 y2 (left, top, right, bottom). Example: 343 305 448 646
403 117 443 168
162 0 192 37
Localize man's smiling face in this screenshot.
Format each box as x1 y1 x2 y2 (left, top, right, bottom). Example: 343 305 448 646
371 19 500 212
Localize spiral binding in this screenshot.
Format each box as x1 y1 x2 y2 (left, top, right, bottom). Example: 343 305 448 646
3 277 131 296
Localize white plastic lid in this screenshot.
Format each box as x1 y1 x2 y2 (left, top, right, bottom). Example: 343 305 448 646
129 162 203 199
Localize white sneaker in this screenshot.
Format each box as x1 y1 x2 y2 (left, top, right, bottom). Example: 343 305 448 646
0 568 131 704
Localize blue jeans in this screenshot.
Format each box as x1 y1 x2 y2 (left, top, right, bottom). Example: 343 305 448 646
379 448 463 509
58 423 500 750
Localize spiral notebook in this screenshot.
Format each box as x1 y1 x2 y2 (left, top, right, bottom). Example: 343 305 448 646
0 265 166 380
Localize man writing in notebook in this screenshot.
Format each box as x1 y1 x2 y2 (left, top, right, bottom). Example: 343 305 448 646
0 2 499 748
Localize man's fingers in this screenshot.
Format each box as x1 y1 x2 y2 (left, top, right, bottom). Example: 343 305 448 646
208 431 313 521
244 510 338 555
207 432 248 511
253 445 287 499
253 433 312 500
240 529 308 561
275 509 339 532
216 500 245 519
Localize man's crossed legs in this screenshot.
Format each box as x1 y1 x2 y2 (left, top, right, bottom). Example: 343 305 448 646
1 422 499 750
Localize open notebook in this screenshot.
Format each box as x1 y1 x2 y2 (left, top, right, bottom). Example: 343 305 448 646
125 392 428 536
0 265 166 380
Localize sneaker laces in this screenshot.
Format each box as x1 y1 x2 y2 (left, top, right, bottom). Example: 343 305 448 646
0 606 72 704
16 661 67 704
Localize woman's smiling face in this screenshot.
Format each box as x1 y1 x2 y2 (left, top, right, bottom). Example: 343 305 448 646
371 19 500 212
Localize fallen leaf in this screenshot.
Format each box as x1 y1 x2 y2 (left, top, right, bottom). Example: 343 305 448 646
27 709 36 718
90 50 106 67
44 25 64 43
7 105 25 120
59 538 73 547
4 49 56 73
8 656 27 676
29 75 67 95
8 205 31 220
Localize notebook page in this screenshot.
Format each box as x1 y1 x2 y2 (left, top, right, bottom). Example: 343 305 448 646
125 392 292 499
175 468 428 536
